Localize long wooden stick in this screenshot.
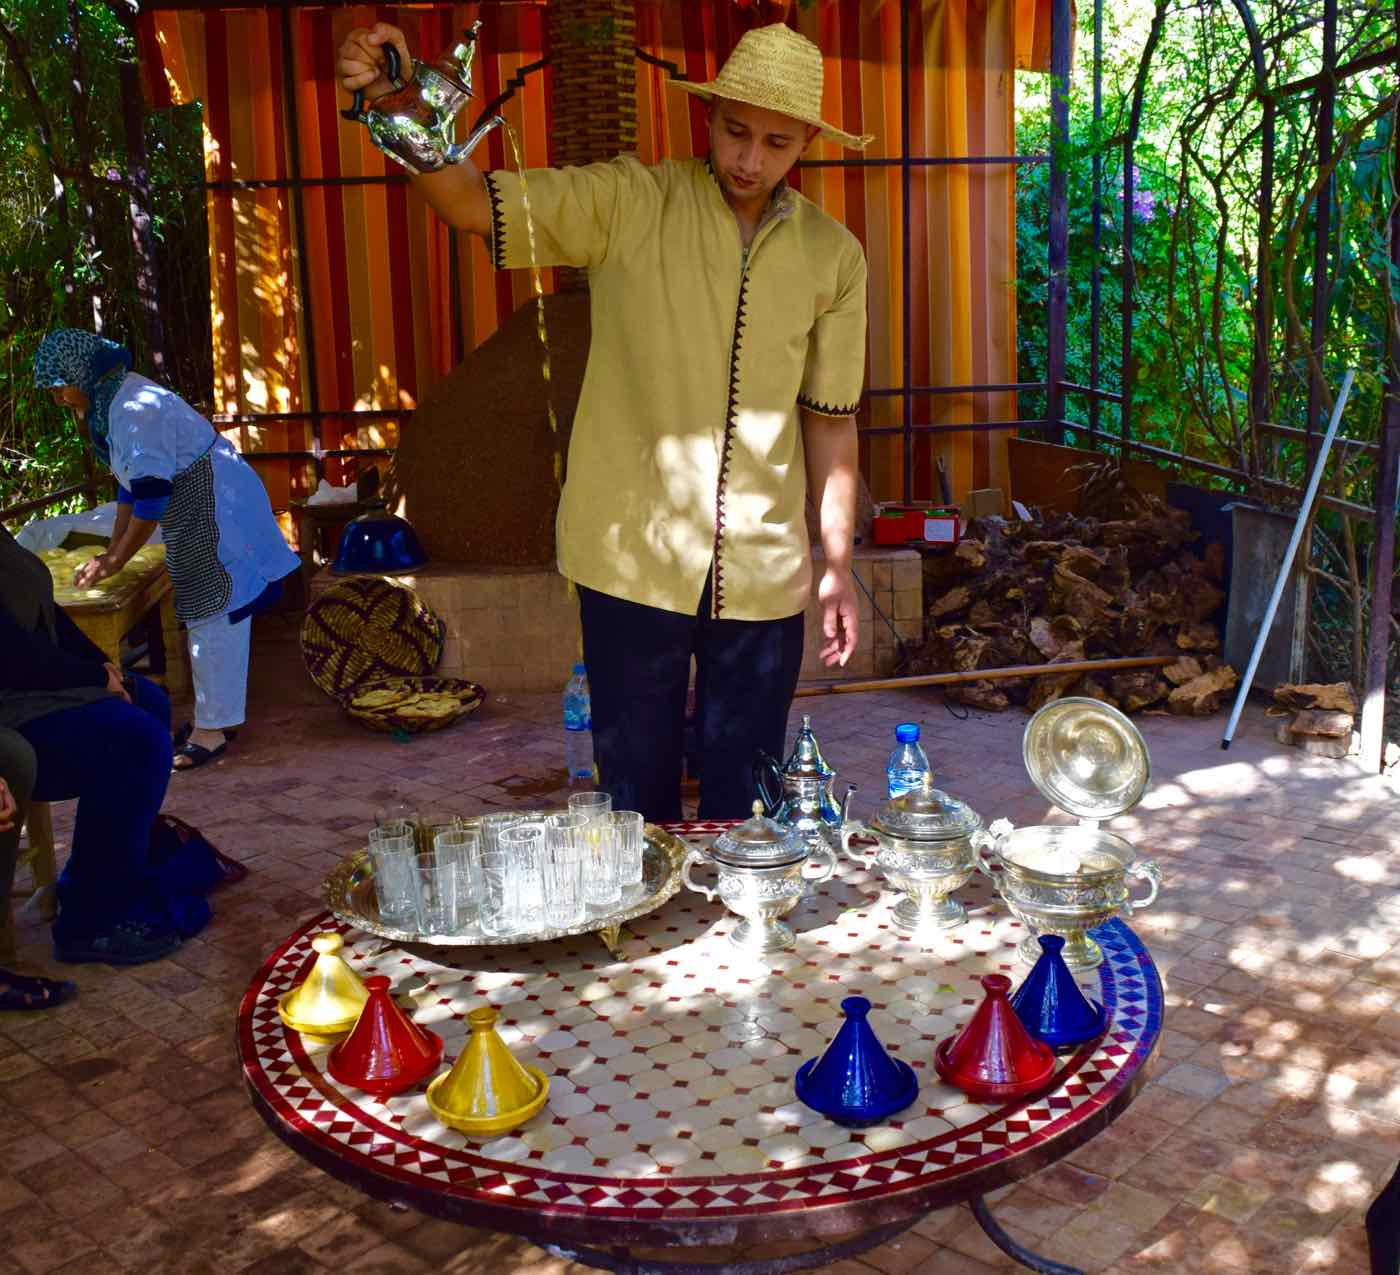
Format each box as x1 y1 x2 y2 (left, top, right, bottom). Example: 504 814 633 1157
795 655 1175 698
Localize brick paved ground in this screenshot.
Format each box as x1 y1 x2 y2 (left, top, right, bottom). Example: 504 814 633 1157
2 616 1398 1274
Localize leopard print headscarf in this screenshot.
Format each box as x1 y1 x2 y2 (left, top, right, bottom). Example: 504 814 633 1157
33 329 133 467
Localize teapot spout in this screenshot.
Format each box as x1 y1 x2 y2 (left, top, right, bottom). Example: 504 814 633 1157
839 782 857 826
445 113 504 165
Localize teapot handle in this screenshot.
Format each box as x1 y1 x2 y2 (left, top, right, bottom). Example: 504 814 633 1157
751 750 783 818
680 848 717 903
1124 858 1162 912
342 42 408 125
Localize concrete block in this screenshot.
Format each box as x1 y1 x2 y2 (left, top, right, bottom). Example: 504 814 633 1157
893 558 922 592
893 589 922 621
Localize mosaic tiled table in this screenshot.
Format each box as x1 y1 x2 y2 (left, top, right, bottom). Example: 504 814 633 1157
239 821 1164 1273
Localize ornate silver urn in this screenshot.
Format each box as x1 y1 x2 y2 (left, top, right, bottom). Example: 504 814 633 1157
973 698 1163 969
753 716 855 857
342 21 503 174
842 773 984 933
682 801 836 955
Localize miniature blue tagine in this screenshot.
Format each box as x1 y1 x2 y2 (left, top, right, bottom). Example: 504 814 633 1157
795 995 919 1126
1010 934 1109 1051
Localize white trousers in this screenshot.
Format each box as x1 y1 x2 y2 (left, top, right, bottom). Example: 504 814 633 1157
187 612 252 730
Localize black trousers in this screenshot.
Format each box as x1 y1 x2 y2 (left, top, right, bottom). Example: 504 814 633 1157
578 577 805 823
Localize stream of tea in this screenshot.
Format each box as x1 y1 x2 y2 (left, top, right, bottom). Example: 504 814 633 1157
502 121 562 496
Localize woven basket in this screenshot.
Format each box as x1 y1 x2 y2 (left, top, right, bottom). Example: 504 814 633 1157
300 578 445 700
339 676 485 735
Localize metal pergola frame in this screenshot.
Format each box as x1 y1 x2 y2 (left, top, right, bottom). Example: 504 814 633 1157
4 0 1396 768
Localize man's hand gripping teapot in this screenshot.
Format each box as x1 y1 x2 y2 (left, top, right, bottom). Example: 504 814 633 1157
342 20 503 175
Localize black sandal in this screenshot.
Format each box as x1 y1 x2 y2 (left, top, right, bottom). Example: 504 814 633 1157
172 739 228 771
0 970 77 1011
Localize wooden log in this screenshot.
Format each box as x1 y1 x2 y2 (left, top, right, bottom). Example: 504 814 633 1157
795 656 1175 698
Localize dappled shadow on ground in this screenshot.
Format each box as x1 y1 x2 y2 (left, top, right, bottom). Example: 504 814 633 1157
1 617 1396 1273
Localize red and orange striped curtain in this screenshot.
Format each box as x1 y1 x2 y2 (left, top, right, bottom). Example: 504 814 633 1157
141 0 1050 508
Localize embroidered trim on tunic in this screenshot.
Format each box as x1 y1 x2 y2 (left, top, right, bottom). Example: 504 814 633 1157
484 172 507 270
797 394 861 418
161 449 232 623
712 272 751 617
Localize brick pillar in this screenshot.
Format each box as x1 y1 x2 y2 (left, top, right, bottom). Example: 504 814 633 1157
547 0 637 292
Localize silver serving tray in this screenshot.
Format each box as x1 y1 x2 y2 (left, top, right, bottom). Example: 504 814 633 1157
322 813 687 958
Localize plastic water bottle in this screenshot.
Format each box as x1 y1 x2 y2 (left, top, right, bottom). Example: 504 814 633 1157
886 723 931 799
563 663 594 785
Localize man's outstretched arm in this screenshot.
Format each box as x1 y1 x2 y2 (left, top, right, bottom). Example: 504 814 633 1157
337 22 493 236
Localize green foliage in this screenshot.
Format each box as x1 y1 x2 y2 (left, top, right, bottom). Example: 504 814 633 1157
1 0 210 521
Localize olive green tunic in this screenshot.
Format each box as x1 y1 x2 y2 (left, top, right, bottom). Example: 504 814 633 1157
484 155 867 621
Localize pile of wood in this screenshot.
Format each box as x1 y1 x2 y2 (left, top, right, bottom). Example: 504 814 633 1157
1271 682 1359 758
908 476 1238 716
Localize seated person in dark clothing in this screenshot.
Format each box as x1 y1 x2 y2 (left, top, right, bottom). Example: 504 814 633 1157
0 525 185 965
0 732 76 1009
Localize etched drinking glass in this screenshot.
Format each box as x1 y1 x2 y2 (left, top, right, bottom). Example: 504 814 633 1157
568 791 617 907
499 820 547 933
609 811 646 900
544 812 590 928
367 828 418 926
433 825 480 927
416 850 463 934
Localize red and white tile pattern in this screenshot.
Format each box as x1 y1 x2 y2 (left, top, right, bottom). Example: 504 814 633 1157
239 824 1161 1225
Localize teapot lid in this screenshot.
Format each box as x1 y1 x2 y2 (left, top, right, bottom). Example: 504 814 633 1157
711 801 807 867
1022 697 1150 821
873 773 982 842
781 715 833 780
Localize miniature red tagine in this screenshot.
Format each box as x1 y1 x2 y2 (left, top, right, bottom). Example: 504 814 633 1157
326 975 444 1097
935 973 1056 1102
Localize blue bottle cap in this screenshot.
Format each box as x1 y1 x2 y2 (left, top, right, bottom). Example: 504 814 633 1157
572 663 586 675
895 723 920 743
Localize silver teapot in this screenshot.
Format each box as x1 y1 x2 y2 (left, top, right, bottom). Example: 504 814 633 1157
342 21 503 175
752 716 855 857
841 773 984 933
682 801 836 955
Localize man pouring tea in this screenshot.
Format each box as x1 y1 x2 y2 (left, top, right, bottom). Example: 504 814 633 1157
337 21 870 822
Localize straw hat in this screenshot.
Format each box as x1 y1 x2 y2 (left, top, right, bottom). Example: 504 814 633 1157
671 23 874 151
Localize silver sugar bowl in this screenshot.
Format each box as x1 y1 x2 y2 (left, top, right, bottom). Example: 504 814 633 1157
682 801 836 955
973 697 1163 969
842 773 984 933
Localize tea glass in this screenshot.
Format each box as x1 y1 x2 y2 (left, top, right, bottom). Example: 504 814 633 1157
416 850 464 934
544 812 589 928
433 826 481 925
568 792 617 907
609 811 646 900
498 820 547 933
368 828 418 926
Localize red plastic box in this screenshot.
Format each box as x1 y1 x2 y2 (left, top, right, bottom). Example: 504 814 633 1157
872 505 961 547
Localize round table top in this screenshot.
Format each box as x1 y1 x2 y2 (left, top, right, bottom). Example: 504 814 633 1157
239 820 1163 1250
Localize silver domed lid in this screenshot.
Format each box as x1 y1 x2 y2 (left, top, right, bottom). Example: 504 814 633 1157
872 773 982 843
1022 697 1150 821
711 801 808 867
780 715 833 781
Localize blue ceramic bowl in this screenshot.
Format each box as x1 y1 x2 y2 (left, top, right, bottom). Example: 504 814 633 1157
332 512 428 574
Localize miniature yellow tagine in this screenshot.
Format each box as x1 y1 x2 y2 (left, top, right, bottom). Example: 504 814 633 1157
278 932 369 1041
426 1005 549 1137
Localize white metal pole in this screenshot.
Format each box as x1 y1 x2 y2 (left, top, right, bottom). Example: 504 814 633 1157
1221 368 1355 749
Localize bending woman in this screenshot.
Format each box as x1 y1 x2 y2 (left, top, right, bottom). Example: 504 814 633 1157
34 330 300 770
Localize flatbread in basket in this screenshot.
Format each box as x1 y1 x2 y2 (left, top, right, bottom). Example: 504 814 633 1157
340 676 485 735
